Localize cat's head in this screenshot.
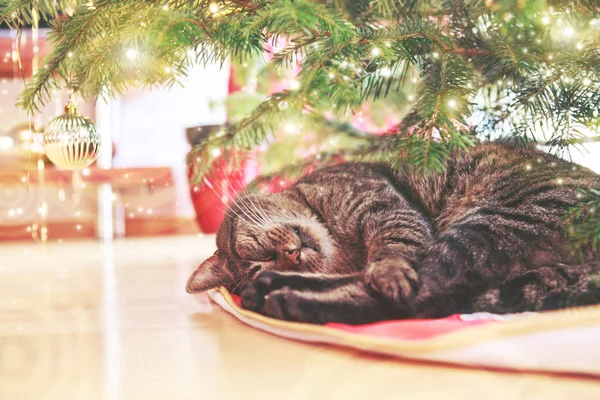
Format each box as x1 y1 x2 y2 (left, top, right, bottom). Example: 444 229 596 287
186 193 333 294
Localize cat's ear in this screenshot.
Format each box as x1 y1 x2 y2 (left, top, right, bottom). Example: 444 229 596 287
186 253 228 293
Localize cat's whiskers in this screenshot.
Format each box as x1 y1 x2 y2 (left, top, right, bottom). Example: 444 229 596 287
241 196 269 225
218 172 266 226
221 173 271 227
219 175 271 228
238 198 268 227
204 172 274 230
244 195 272 226
202 177 258 226
229 279 245 295
233 178 275 226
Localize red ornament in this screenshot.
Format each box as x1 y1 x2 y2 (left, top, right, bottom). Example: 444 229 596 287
189 158 257 233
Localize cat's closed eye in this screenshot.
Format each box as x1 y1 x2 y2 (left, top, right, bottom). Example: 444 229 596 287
252 251 277 262
265 253 277 262
248 265 262 278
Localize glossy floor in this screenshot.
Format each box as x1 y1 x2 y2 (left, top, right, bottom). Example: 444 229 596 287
0 235 599 400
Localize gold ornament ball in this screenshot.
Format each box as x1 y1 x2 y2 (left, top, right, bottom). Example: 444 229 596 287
43 102 101 170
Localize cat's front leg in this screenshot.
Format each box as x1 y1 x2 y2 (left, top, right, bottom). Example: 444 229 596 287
240 271 409 324
364 259 420 304
360 204 432 306
239 270 358 312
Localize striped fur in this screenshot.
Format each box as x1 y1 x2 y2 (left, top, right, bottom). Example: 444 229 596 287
186 143 600 324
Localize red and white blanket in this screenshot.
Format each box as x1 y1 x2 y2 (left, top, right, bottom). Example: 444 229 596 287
207 287 600 377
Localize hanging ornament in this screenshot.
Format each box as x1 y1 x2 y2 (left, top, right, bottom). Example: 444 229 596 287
43 101 101 170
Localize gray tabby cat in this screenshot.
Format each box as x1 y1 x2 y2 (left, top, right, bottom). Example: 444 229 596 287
186 143 600 324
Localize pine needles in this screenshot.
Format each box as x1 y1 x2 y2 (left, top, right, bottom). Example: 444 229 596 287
4 0 598 173
1 1 599 244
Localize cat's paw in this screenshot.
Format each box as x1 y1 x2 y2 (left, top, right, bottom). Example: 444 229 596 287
239 270 294 312
364 259 420 304
262 287 305 320
262 287 336 323
240 281 317 322
239 281 265 312
240 271 328 323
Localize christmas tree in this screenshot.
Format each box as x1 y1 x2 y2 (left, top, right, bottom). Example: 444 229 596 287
1 0 599 250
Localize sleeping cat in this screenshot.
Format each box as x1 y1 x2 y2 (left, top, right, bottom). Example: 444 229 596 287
186 143 600 324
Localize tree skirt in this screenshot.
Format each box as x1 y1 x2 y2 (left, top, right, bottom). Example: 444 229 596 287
207 287 600 378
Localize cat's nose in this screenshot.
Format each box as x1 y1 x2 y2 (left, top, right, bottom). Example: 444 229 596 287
283 248 301 265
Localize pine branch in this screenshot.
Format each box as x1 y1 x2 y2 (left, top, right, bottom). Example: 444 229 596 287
511 48 600 155
188 90 304 180
0 0 70 27
16 0 268 112
1 0 599 185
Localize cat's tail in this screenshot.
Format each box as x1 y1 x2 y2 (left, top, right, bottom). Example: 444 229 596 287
471 262 600 314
